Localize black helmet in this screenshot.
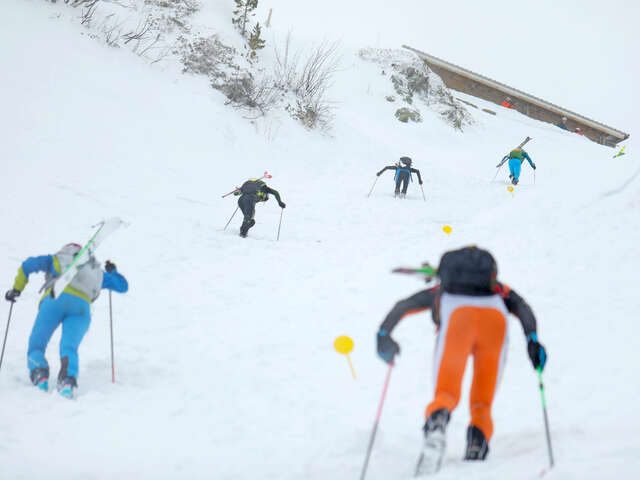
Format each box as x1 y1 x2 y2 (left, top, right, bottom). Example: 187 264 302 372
400 156 412 167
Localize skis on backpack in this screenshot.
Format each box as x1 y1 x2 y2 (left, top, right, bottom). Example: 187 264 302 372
495 136 532 168
40 217 125 299
392 264 437 282
613 146 626 158
221 171 272 198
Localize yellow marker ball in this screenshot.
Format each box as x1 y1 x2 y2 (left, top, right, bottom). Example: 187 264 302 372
334 335 354 355
507 186 514 192
443 225 452 235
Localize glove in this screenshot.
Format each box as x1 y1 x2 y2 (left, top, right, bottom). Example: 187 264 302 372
419 180 423 185
279 202 286 209
377 329 400 364
376 172 382 177
527 333 547 371
532 164 537 170
105 260 116 273
5 289 21 302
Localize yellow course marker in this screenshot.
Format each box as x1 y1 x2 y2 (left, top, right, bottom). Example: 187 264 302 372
334 335 357 379
507 185 514 198
443 225 452 236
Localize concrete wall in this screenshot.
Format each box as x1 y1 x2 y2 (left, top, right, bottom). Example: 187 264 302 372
427 63 622 147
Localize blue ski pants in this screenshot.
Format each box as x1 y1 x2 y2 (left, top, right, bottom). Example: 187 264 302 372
27 293 91 379
508 158 522 181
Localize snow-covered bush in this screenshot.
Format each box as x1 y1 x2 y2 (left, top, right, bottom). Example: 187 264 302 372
359 48 473 131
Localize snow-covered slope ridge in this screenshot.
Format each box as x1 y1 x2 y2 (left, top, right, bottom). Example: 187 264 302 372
0 1 637 480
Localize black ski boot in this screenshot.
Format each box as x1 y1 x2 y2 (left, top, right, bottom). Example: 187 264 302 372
512 176 518 185
415 409 450 476
30 366 50 392
239 219 255 238
464 425 489 460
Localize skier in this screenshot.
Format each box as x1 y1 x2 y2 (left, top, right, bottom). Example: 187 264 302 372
499 147 536 185
376 156 423 198
376 246 547 475
5 244 128 398
234 178 286 237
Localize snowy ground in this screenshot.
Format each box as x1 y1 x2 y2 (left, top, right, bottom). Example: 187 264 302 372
0 1 637 479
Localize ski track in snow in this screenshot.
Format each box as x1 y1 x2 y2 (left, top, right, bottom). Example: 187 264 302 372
0 1 637 479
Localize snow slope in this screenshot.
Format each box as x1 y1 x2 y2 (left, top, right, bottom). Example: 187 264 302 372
0 1 637 479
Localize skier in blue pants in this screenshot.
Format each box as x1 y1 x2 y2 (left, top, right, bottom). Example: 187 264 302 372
5 243 128 398
502 148 536 185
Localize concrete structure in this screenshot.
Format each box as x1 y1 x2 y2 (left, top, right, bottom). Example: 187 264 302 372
403 45 629 147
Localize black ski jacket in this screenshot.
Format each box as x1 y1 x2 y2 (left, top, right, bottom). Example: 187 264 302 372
379 282 537 337
377 165 423 184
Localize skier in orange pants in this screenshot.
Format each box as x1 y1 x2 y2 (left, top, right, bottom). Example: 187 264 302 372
376 246 547 475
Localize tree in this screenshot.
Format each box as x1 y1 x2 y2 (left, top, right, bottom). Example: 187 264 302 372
232 0 258 37
247 22 265 60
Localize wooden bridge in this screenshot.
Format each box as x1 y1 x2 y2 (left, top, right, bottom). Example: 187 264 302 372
403 45 629 147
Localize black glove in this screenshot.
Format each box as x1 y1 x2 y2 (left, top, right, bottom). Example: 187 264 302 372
5 289 21 302
532 164 537 170
377 329 400 364
105 261 116 273
527 333 547 371
419 180 423 185
376 172 382 177
279 202 286 209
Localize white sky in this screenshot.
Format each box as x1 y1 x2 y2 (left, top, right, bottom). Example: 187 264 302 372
265 0 638 136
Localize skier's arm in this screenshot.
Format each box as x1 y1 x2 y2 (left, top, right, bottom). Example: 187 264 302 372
379 287 438 334
376 166 396 176
102 270 128 293
411 168 423 184
264 186 285 207
12 255 55 292
500 284 537 336
523 152 535 169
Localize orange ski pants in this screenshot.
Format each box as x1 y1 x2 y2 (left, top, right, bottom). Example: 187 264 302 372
425 293 508 441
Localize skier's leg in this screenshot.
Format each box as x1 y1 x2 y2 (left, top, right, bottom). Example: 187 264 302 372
394 176 401 195
27 296 64 379
58 295 92 381
425 305 476 419
467 308 507 449
401 173 409 195
509 158 521 183
238 195 257 236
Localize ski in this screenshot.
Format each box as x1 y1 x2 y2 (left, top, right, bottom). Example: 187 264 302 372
43 217 124 299
496 136 532 168
221 171 272 198
613 146 626 158
392 264 437 281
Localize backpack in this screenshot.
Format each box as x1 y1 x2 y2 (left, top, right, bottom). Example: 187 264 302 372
437 246 497 296
509 148 523 159
240 179 265 195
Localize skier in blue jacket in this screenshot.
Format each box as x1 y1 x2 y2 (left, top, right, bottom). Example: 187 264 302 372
376 156 423 198
5 243 128 398
500 148 536 185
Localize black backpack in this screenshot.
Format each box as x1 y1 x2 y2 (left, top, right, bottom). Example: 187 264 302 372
437 246 497 296
240 179 265 195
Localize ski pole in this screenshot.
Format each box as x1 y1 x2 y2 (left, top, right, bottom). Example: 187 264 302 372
0 302 15 373
277 208 284 241
109 291 115 383
492 164 503 181
420 184 426 202
367 176 380 198
360 362 394 480
224 207 239 231
537 366 554 469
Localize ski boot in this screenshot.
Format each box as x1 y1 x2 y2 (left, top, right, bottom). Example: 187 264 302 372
239 219 255 238
30 367 50 392
464 425 489 460
57 376 77 399
511 176 518 185
415 409 450 476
